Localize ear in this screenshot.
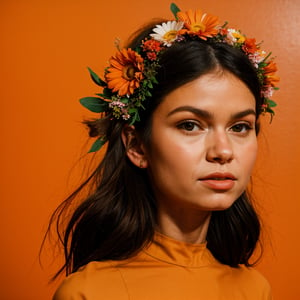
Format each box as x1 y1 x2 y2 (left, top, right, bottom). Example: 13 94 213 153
121 125 148 169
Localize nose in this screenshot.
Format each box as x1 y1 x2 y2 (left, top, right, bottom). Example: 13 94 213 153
206 130 234 164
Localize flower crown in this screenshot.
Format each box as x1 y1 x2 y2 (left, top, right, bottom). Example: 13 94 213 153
80 3 279 152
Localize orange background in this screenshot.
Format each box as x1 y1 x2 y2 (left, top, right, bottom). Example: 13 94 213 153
1 0 299 299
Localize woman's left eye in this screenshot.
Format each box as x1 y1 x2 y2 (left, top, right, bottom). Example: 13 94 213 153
230 123 253 133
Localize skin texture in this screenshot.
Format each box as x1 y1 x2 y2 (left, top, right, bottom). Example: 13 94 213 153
125 71 258 244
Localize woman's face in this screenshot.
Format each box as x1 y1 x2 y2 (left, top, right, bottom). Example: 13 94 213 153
145 71 257 213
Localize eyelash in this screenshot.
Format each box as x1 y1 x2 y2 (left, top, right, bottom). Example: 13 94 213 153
177 120 202 132
230 122 254 133
177 120 254 134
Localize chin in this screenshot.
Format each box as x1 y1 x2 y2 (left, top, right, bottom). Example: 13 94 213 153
202 196 239 211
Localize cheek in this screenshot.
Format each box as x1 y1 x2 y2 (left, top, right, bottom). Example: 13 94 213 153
242 139 258 173
146 132 195 182
148 141 185 172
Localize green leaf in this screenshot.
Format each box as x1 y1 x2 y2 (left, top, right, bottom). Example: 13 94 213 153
170 3 181 19
87 67 106 87
259 62 268 68
88 138 106 153
268 99 277 107
103 87 112 97
267 111 274 124
146 90 152 97
95 93 108 98
120 97 129 104
151 76 158 84
129 111 140 125
262 52 272 63
79 97 108 113
221 21 229 29
128 107 137 114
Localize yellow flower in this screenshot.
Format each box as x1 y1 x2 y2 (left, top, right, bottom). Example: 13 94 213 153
177 9 219 39
232 32 245 43
105 48 144 96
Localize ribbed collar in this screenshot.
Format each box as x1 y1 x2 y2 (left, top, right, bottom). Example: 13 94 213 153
143 232 217 268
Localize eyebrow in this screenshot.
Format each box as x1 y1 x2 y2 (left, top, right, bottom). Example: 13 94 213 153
232 109 256 119
167 106 256 120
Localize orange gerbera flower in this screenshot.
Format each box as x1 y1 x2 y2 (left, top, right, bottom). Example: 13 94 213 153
105 48 144 96
264 61 280 86
177 9 219 39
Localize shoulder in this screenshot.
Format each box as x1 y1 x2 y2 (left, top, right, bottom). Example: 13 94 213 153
52 261 129 300
230 266 272 299
235 265 270 284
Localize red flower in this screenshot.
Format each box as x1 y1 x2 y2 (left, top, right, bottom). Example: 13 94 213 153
142 39 162 52
242 38 258 54
147 52 157 61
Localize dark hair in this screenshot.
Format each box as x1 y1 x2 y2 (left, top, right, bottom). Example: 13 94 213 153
49 21 263 278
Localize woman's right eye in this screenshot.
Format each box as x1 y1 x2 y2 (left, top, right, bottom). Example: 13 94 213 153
177 121 201 132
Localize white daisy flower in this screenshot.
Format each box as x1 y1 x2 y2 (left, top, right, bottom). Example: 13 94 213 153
150 21 184 47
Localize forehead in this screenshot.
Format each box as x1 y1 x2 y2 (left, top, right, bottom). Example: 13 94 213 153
156 71 256 116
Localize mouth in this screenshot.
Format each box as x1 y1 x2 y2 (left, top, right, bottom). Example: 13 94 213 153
205 177 233 180
199 173 236 190
200 172 237 181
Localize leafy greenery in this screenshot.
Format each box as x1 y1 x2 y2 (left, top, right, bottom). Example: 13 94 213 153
79 97 108 113
170 3 181 19
88 137 107 153
87 67 106 87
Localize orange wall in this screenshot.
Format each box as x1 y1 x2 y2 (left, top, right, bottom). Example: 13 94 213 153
1 0 299 299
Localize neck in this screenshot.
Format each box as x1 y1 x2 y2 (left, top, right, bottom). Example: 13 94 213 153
156 205 212 244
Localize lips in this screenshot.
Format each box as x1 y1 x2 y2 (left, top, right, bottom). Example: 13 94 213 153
199 172 236 190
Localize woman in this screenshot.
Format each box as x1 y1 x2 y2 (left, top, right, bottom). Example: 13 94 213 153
51 4 279 299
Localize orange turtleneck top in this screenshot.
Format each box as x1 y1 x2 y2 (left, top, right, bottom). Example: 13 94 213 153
53 232 272 300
